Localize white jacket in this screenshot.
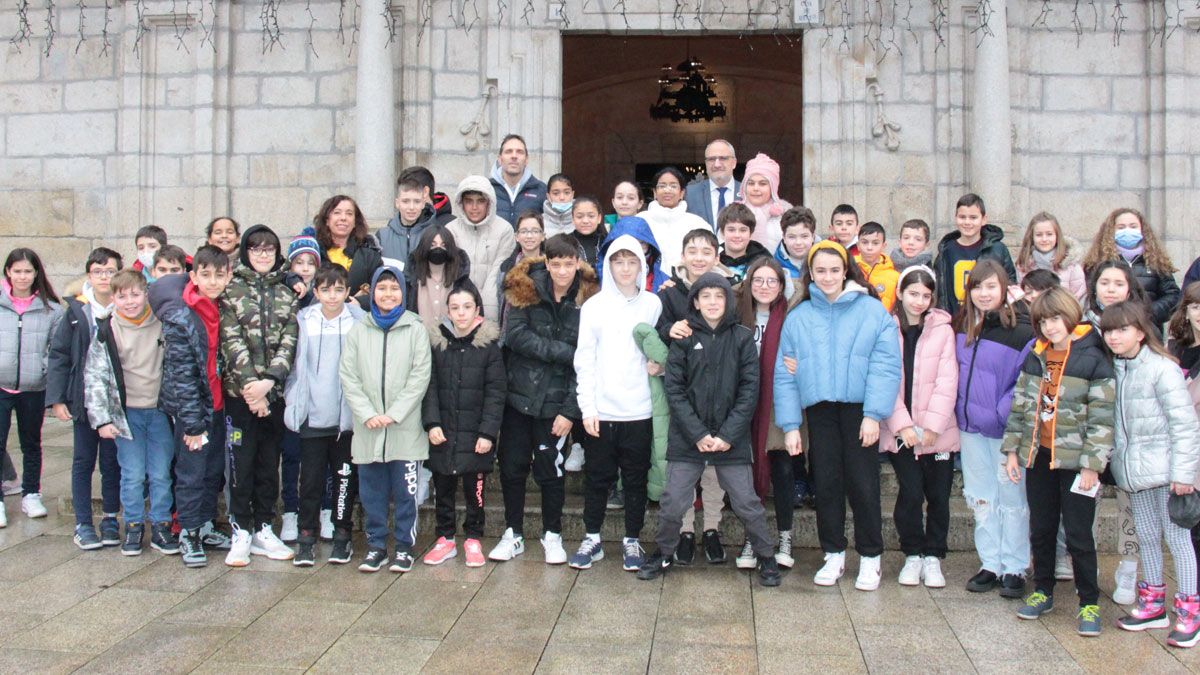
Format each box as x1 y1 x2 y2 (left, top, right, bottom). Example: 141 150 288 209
1112 347 1200 492
447 175 515 321
639 201 712 272
574 235 662 421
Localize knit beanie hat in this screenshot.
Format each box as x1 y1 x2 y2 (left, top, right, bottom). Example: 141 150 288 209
739 153 783 216
288 227 321 262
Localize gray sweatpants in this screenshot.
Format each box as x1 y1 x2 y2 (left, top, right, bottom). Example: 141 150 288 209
655 461 774 558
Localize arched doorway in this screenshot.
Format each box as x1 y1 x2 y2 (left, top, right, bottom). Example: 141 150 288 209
562 34 804 203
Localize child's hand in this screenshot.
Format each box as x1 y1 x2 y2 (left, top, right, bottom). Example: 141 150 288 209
242 379 274 404
710 436 731 453
365 415 395 430
97 424 118 440
183 433 207 451
551 415 573 437
1173 482 1195 496
583 416 600 438
474 438 493 454
1004 453 1022 484
898 427 918 449
697 435 717 452
859 418 879 447
428 427 446 444
292 281 307 296
783 356 797 375
784 430 803 456
669 320 692 340
1079 468 1100 492
921 428 940 448
52 403 72 421
646 361 664 377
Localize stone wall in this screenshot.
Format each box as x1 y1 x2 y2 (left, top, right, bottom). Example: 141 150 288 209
0 0 1197 289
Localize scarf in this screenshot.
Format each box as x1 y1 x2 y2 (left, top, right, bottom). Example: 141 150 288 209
749 296 787 499
1117 243 1145 262
1031 248 1056 271
889 248 932 271
81 282 112 322
372 303 403 331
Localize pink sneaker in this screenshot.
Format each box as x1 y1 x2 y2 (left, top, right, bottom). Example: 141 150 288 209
464 538 486 568
422 537 457 565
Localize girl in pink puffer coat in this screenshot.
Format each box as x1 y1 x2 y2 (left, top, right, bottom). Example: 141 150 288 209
880 265 961 588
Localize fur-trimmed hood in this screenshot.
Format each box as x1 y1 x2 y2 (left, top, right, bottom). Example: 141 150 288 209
428 318 501 351
503 255 599 310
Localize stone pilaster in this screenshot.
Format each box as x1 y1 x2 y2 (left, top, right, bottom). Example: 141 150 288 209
354 0 396 222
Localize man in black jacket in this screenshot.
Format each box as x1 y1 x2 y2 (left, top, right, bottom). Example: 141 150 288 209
637 272 780 586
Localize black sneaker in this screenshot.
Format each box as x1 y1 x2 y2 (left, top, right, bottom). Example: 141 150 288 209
179 529 207 568
329 534 353 564
674 532 696 566
293 541 316 567
122 523 144 556
151 521 181 554
703 529 726 564
999 574 1026 599
606 486 624 510
966 569 999 593
758 555 782 587
199 521 232 550
74 524 103 550
390 550 415 573
636 550 672 581
99 517 121 546
358 548 387 572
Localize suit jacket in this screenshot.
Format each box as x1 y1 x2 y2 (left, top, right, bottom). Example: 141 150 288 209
685 178 740 231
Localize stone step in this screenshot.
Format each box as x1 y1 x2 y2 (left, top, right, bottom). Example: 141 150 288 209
63 490 1124 552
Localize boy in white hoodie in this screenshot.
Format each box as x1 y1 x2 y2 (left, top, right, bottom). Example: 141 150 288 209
572 235 663 572
446 176 515 321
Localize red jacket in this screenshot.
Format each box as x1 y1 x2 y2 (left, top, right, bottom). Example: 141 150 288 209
880 308 960 455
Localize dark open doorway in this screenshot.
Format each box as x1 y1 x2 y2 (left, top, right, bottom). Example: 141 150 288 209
562 34 803 205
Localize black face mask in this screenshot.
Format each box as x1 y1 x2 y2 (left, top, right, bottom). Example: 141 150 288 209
427 248 450 265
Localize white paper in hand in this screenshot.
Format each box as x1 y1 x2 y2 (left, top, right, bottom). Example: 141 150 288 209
1070 473 1100 498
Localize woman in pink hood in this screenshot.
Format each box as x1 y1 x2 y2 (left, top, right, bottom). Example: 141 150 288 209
879 265 960 588
736 153 792 252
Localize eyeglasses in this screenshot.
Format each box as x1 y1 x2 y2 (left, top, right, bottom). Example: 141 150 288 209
89 269 117 278
705 155 734 163
752 277 780 288
248 246 277 256
517 229 543 236
655 183 680 191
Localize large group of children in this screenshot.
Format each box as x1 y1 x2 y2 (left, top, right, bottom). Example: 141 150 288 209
4 136 1200 646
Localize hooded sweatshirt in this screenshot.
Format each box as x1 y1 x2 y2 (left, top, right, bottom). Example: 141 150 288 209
574 234 663 421
490 163 548 226
596 216 669 292
638 200 712 272
283 301 363 436
447 175 516 321
111 309 164 408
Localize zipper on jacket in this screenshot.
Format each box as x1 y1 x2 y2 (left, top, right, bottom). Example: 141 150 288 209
14 316 22 389
380 326 389 448
961 337 982 431
258 277 272 380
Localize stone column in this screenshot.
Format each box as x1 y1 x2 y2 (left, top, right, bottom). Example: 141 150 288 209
355 0 396 222
970 0 1012 227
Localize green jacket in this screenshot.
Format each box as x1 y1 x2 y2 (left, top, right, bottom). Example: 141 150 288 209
339 312 432 464
1002 325 1115 472
218 264 299 400
633 323 669 501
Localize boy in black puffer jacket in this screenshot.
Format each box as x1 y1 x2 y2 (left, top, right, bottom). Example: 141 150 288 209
421 280 506 567
637 272 780 586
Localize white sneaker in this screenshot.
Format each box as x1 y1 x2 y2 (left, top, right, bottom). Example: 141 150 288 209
736 540 757 569
20 493 47 518
898 555 923 586
2 479 20 496
225 528 252 567
1055 555 1074 581
814 551 846 586
855 555 882 591
541 531 567 564
279 512 299 542
775 530 794 568
1113 559 1138 605
488 527 525 561
563 443 585 472
250 524 295 560
0 500 6 528
319 509 334 540
922 556 946 588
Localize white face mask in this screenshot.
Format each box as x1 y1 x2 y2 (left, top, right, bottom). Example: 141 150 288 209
137 251 156 270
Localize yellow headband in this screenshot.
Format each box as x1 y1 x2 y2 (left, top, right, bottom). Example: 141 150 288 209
807 239 849 267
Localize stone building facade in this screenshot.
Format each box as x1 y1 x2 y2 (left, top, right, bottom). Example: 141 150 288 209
0 0 1197 287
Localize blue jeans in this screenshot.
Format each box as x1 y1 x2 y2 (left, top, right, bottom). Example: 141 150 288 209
0 389 46 495
960 431 1030 576
116 408 174 523
357 459 420 552
71 420 120 526
281 429 300 513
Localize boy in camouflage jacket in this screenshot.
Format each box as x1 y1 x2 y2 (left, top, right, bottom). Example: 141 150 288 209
1001 287 1115 634
218 225 300 566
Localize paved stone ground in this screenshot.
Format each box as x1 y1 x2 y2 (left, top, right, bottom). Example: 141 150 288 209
1 420 1198 673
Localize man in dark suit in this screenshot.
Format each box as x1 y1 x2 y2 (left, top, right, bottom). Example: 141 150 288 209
685 139 739 232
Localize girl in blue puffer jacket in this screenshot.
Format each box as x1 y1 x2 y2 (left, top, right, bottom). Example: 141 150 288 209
954 258 1036 599
773 240 901 592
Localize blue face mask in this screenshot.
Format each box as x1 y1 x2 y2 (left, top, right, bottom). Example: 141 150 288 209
1114 229 1143 249
550 201 574 214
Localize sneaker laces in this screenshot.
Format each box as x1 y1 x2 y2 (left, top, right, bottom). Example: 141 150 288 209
741 541 754 557
1025 591 1049 608
1078 605 1100 623
778 531 792 549
623 539 643 559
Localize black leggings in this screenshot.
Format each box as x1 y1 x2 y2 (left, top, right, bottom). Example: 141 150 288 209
768 450 794 531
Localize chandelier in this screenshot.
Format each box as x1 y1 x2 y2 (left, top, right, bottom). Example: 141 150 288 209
649 55 727 123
